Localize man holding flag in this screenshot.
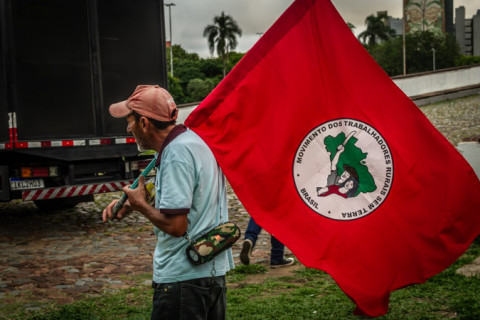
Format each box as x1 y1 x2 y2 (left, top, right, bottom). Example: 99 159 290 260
185 0 480 316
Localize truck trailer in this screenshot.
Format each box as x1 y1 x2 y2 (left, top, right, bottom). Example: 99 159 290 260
0 0 167 209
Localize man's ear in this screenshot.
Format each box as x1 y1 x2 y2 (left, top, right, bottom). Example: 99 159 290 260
140 116 149 131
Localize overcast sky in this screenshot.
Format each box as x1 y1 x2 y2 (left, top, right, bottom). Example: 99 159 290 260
164 0 479 58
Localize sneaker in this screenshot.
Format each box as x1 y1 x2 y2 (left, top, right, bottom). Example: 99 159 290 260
270 257 294 268
240 239 253 265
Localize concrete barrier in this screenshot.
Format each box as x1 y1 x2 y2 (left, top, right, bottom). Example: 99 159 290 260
457 142 480 179
392 65 480 105
177 65 480 117
177 102 198 124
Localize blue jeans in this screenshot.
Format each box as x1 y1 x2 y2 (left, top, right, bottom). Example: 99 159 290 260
151 275 226 320
244 218 285 264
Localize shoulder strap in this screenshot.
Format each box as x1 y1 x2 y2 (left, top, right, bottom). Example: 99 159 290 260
155 124 187 167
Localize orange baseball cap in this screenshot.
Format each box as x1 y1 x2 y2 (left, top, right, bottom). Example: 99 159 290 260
109 85 178 122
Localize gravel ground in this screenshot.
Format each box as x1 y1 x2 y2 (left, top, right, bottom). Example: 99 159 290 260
420 94 480 146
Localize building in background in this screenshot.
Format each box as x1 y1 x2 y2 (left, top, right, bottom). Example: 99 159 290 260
474 10 480 55
455 7 480 55
404 0 445 36
373 1 478 56
388 16 404 36
389 0 451 37
445 0 454 35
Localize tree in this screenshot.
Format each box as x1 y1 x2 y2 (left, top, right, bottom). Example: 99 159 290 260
404 31 459 74
187 78 215 102
369 36 404 76
368 31 460 76
167 74 184 103
165 44 245 104
358 12 395 48
200 58 223 78
203 12 242 77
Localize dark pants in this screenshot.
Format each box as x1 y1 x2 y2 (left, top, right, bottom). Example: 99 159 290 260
244 218 284 263
151 275 226 320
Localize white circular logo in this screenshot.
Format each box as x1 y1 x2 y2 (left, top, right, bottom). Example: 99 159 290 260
293 119 393 221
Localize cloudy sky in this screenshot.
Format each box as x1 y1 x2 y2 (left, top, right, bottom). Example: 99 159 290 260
164 0 478 58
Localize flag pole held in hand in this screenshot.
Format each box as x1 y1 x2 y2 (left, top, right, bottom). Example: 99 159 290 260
110 155 157 220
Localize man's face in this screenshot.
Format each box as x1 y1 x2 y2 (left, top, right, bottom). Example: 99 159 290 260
344 180 354 190
126 114 148 152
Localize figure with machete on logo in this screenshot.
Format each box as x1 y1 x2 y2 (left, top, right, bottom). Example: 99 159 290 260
316 131 359 198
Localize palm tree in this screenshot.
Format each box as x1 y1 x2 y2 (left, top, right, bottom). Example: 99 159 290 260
203 12 242 77
358 13 395 47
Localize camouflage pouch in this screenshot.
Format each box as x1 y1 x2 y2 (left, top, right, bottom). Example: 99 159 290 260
185 222 241 266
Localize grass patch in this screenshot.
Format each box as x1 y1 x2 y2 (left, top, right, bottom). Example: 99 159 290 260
5 287 153 320
5 242 479 320
226 263 268 282
118 272 152 285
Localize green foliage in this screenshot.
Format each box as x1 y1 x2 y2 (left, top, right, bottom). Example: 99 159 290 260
187 78 215 101
203 11 242 77
358 12 396 48
200 58 223 78
166 74 184 103
226 51 245 66
175 60 204 83
405 31 459 74
456 55 480 66
369 31 461 76
172 44 199 61
368 36 404 76
166 44 245 104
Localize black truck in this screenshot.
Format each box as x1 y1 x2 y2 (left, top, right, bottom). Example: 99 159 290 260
0 0 167 209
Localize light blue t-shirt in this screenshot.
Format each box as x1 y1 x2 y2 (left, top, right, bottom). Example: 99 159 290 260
152 128 234 283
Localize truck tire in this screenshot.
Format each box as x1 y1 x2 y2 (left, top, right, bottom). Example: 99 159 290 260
34 195 94 211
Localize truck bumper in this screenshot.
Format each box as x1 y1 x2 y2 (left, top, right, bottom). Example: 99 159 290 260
21 179 135 201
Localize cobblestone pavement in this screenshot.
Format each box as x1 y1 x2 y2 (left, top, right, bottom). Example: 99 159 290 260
0 184 290 314
0 94 478 315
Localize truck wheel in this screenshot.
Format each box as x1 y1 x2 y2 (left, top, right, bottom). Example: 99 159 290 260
34 195 94 211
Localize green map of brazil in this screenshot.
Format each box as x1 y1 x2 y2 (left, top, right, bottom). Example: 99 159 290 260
324 132 376 197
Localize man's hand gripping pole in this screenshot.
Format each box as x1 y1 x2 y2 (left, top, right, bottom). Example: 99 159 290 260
110 156 157 220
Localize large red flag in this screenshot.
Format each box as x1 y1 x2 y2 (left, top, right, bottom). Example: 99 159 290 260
185 0 480 316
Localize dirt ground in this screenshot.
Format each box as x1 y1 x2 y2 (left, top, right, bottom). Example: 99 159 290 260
228 264 304 288
0 193 297 316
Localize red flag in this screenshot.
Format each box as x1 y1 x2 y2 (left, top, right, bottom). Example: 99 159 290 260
185 0 480 316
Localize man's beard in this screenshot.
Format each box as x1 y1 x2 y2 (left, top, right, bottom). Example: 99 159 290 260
134 134 148 152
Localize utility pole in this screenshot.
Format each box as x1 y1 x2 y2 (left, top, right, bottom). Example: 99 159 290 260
165 3 176 77
432 48 436 71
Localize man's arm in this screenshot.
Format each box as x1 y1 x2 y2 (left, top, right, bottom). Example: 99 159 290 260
105 175 188 237
135 202 188 237
331 144 345 171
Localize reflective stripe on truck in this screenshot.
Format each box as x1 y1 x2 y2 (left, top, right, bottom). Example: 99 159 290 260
22 180 134 201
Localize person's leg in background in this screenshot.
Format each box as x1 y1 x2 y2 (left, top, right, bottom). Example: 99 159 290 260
270 236 294 268
240 218 262 265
